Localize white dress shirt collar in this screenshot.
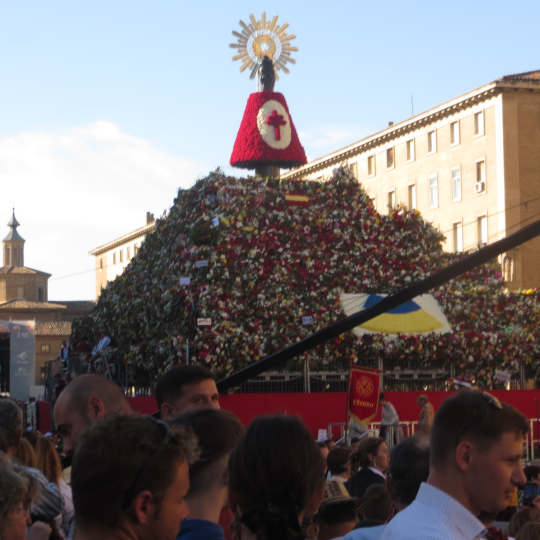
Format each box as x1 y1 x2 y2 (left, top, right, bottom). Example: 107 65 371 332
368 466 386 479
380 482 487 540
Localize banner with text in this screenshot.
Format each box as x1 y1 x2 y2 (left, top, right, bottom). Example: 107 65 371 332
348 367 382 425
7 320 35 401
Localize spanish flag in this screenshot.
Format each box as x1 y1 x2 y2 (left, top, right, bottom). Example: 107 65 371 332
285 193 309 206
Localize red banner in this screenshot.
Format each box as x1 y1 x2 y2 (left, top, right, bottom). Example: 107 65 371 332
347 367 382 424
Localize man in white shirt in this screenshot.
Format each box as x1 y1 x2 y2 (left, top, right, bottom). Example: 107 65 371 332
379 393 401 446
381 390 528 539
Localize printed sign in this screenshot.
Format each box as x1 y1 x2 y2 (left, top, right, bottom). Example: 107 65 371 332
317 429 328 443
206 194 218 207
8 320 35 401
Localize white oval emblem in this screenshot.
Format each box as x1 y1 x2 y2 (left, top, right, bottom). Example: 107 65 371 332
256 99 291 150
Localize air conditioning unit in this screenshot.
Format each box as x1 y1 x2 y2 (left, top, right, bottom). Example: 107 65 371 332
475 181 486 193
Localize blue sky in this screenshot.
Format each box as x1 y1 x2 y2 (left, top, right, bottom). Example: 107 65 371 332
1 1 538 300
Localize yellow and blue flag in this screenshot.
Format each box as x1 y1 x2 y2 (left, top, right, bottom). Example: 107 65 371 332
340 293 452 336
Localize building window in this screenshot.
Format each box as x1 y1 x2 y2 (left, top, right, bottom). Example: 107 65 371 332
453 222 463 252
429 174 439 208
450 121 460 145
406 139 415 161
477 215 488 247
451 167 462 201
13 247 18 265
387 191 396 213
367 155 375 176
127 247 131 259
408 184 417 210
349 162 358 179
475 159 486 192
503 255 515 282
38 287 43 302
16 287 24 298
112 252 116 265
5 248 10 266
474 111 485 136
119 249 123 263
386 148 395 169
427 130 437 153
476 159 486 181
134 245 139 255
40 344 50 353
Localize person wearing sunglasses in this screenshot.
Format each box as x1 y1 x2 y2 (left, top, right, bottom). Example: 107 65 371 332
71 415 197 540
381 390 528 539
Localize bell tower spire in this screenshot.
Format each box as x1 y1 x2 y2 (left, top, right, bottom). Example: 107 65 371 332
3 209 25 267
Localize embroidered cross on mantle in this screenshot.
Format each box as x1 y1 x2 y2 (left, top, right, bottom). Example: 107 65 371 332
266 109 287 141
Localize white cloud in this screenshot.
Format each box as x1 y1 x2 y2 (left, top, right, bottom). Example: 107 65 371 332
0 122 205 300
299 124 368 161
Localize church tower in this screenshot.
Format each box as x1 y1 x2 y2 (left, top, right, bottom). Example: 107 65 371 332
3 210 25 267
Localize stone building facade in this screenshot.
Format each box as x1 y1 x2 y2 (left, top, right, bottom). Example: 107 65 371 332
281 70 540 290
89 212 156 299
0 211 94 386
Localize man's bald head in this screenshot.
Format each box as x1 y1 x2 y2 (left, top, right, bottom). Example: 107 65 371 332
58 375 132 416
54 375 132 454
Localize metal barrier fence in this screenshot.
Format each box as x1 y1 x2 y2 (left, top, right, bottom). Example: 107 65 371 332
51 352 527 395
528 418 540 462
328 421 418 444
328 419 540 462
43 352 529 399
232 369 523 394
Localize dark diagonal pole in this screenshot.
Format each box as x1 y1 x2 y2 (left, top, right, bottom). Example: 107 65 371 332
218 219 540 392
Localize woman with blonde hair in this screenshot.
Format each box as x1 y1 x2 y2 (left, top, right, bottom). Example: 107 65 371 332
34 436 73 536
14 437 37 468
0 458 32 540
0 458 55 540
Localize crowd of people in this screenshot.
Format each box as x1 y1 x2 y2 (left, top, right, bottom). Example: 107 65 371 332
1 366 540 540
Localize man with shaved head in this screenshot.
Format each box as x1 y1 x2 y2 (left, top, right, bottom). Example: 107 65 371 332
54 374 133 454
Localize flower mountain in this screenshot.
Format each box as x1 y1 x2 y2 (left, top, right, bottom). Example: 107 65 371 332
72 168 540 388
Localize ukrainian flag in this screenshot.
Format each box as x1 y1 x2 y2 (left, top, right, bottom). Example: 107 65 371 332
340 293 452 336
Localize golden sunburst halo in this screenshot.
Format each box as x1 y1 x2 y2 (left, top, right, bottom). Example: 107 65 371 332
230 12 298 79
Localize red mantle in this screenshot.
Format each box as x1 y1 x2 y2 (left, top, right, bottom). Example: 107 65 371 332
230 91 307 169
